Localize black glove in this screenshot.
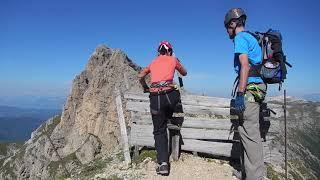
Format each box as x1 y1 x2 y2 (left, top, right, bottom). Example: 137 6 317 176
143 88 150 93
143 84 149 93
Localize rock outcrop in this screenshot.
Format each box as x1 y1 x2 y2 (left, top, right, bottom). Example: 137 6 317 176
0 45 143 179
264 96 320 179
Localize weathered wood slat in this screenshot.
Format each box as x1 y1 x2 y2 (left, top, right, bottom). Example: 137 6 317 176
126 101 230 116
125 91 280 160
124 92 149 101
129 135 237 158
115 88 131 165
130 112 279 133
130 124 235 141
131 112 233 129
129 135 277 160
124 92 230 107
182 94 230 107
129 135 154 147
182 139 237 157
130 124 277 144
171 135 180 161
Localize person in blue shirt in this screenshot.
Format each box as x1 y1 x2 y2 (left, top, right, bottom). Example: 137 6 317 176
224 8 267 180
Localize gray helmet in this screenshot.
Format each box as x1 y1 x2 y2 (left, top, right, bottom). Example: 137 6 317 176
224 8 247 27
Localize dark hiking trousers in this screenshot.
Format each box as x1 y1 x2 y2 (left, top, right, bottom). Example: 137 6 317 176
149 90 183 164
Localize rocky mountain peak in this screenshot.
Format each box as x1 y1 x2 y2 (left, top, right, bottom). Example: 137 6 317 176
0 45 143 179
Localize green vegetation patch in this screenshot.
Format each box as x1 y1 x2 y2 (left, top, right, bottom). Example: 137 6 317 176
78 157 112 178
289 122 320 177
107 174 122 180
48 152 81 179
0 158 4 167
134 150 156 164
288 160 317 180
47 115 61 136
266 164 284 180
289 169 303 180
115 151 125 162
0 142 23 156
0 142 26 179
0 143 9 156
32 115 61 143
0 158 17 179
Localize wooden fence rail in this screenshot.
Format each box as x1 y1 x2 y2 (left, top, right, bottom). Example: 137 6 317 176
115 91 278 163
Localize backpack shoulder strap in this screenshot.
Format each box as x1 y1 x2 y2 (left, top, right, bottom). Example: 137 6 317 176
245 31 266 63
244 31 261 42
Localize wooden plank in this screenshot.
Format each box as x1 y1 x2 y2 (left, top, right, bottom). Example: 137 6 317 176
130 127 276 159
133 145 140 162
129 135 154 147
182 139 237 157
181 94 230 107
124 92 230 108
130 123 279 140
131 112 234 130
126 101 230 117
130 112 279 133
123 72 129 89
171 135 180 161
183 128 234 140
130 134 276 160
130 123 277 144
129 135 237 158
130 124 235 141
124 92 148 101
115 87 131 165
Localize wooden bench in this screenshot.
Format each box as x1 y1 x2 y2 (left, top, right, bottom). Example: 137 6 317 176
115 90 279 164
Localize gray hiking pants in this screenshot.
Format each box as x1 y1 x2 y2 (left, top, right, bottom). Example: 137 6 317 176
238 84 266 180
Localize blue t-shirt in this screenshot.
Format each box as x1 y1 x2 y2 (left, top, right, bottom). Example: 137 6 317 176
234 31 263 84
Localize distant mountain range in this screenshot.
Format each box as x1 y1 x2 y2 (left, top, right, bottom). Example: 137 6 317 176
0 95 66 109
302 93 320 102
0 105 61 142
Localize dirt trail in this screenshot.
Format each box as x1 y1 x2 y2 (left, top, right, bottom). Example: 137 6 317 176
139 154 237 180
91 153 238 180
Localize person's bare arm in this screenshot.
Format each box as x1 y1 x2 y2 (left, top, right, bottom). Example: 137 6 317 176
176 58 187 76
138 68 150 91
238 54 249 93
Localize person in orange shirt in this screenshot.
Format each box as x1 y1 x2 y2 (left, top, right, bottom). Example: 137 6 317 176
138 40 187 176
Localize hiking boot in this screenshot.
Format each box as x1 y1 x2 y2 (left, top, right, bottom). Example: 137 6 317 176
156 162 169 176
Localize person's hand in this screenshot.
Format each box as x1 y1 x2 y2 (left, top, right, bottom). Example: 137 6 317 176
143 88 149 93
235 92 245 112
142 84 149 93
143 88 150 93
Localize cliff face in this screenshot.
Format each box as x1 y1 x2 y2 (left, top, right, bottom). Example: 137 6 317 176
54 45 142 157
265 97 320 179
0 45 143 179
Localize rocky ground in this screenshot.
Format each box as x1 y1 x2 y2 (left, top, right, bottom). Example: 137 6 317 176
90 152 237 180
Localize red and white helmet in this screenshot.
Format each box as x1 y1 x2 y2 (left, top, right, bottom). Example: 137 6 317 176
158 40 173 54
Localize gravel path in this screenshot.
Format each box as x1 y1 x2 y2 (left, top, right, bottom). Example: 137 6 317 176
92 153 238 180
139 153 237 180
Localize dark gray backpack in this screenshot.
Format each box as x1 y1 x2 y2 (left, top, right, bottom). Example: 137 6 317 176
247 29 292 89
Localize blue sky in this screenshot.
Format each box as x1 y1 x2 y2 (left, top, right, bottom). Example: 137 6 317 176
1 0 319 99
